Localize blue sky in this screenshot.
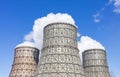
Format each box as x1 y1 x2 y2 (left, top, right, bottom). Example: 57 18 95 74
0 0 120 77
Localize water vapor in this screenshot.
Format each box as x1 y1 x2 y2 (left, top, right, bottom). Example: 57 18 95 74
78 36 105 53
22 13 75 50
17 13 105 60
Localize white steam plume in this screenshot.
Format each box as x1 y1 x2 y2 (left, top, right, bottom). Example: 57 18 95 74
16 32 34 48
77 32 81 37
24 31 33 42
16 13 105 61
78 36 105 53
78 36 105 60
16 41 35 48
23 13 75 50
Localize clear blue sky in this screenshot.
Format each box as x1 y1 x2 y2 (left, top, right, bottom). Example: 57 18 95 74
0 0 120 77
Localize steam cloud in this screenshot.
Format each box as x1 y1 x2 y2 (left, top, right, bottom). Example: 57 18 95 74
77 36 105 60
16 41 35 48
17 13 75 49
16 13 105 57
78 36 105 53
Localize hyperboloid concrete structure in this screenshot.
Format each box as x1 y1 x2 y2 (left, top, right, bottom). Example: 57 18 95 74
34 23 85 77
9 22 111 77
82 49 111 77
9 43 39 77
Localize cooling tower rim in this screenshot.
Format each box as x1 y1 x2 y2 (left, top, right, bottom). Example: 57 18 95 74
82 48 106 53
44 22 77 29
15 46 39 51
15 41 37 48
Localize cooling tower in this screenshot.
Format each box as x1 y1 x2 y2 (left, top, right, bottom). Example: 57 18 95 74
34 23 84 77
82 49 111 77
9 43 39 77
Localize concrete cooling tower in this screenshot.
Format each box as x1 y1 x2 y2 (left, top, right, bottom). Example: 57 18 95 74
9 42 39 77
34 23 84 77
82 49 111 77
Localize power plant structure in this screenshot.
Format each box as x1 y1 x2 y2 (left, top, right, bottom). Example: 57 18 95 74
34 23 85 77
9 43 39 77
9 22 111 77
82 49 111 77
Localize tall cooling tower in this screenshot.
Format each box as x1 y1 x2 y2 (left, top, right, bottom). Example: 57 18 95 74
34 23 84 77
82 49 111 77
9 43 39 77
